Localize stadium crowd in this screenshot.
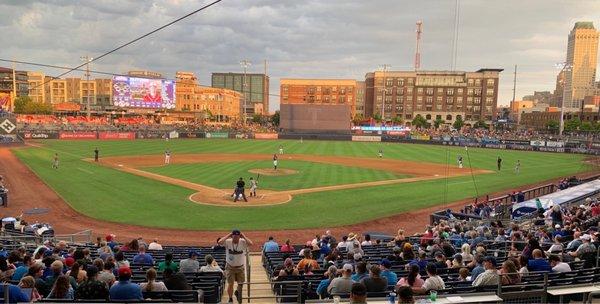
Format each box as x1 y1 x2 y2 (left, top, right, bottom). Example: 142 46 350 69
261 187 600 303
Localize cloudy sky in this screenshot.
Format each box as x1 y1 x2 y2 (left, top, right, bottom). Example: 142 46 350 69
1 0 599 112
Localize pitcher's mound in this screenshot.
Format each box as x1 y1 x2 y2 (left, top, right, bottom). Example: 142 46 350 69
249 168 298 176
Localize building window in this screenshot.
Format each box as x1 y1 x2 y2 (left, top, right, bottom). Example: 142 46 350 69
446 114 453 120
426 114 432 120
407 87 413 94
417 96 423 103
437 88 443 94
398 79 404 86
487 79 495 86
386 78 393 86
282 86 288 93
397 88 404 95
416 104 423 110
426 96 433 104
426 88 433 95
474 89 481 96
385 96 392 102
474 97 481 104
436 96 442 103
407 78 414 85
397 96 404 103
485 97 493 105
475 79 482 86
467 79 474 86
446 97 454 104
436 104 442 110
418 88 424 94
447 88 454 95
486 89 494 96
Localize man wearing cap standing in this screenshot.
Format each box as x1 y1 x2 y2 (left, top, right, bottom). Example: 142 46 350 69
219 230 253 304
472 257 499 287
109 267 143 301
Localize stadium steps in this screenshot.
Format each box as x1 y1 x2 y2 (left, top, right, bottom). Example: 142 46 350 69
222 253 277 303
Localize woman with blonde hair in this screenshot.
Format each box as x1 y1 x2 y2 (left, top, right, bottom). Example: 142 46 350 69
18 275 42 301
139 268 168 292
461 243 473 264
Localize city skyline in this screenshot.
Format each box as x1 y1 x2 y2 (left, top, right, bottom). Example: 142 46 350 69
1 0 600 112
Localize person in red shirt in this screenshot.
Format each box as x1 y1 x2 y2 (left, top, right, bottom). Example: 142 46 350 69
591 202 600 217
280 239 294 253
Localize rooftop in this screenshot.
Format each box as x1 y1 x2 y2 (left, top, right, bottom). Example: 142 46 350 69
574 21 595 30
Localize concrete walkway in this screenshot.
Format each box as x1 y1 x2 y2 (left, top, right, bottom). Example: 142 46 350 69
222 253 277 304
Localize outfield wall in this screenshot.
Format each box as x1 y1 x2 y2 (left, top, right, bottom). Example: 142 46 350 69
17 130 600 155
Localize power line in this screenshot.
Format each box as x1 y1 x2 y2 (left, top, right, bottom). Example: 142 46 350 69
30 0 223 90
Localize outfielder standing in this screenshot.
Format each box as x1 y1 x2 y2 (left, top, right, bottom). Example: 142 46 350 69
514 160 521 174
273 154 278 170
278 145 284 155
497 156 502 171
52 153 59 169
457 155 463 168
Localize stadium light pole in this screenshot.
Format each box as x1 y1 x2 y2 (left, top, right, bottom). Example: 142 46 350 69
555 62 572 136
240 60 251 125
379 64 391 123
81 56 93 119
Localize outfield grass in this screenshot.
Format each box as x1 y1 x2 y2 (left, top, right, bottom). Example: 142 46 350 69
13 139 592 230
142 160 410 191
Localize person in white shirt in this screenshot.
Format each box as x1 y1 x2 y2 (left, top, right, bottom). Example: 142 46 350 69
549 255 571 273
361 234 373 246
147 239 163 251
218 229 253 304
472 257 499 287
139 268 168 292
414 263 445 294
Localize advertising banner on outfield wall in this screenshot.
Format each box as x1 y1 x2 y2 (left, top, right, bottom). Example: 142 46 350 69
530 140 546 147
22 132 59 139
352 135 381 142
59 132 97 140
205 132 228 139
254 133 278 139
98 132 135 140
178 132 204 138
234 133 249 139
0 117 17 135
545 141 565 148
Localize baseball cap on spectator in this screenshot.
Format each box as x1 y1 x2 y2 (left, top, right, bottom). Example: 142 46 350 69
380 259 392 268
555 224 561 229
582 234 592 241
342 263 354 272
118 266 132 278
231 229 241 236
64 257 75 267
106 234 115 241
188 250 199 258
348 233 357 241
483 256 497 267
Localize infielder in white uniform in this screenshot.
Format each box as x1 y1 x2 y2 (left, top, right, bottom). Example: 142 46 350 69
279 145 284 155
249 177 258 197
164 150 171 165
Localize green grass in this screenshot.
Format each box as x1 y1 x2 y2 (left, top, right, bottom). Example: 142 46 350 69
12 139 592 230
142 160 409 191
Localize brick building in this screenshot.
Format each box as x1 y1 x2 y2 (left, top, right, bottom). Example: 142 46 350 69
279 78 357 118
364 69 502 125
176 72 242 121
211 72 269 116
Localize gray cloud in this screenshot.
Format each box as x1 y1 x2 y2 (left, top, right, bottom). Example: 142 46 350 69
0 0 599 112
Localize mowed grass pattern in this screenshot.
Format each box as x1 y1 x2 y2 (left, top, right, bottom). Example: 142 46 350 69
12 139 592 230
143 160 409 191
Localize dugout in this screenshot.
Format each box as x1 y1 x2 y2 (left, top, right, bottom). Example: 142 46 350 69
279 104 351 134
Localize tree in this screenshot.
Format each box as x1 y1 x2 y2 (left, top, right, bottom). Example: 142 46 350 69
271 111 280 126
564 118 581 132
392 115 403 125
252 113 263 124
453 115 464 130
580 121 594 131
473 120 488 129
13 96 32 114
433 117 445 129
352 114 364 125
412 114 427 129
545 120 559 132
372 113 382 123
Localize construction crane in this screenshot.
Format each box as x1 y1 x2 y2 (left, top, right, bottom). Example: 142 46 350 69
415 21 423 71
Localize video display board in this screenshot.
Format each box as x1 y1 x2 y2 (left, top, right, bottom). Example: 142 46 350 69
112 76 175 109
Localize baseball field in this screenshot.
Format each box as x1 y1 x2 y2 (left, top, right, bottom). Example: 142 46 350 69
11 139 592 231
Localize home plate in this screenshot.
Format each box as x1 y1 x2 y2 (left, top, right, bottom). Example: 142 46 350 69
434 174 439 176
118 164 123 167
